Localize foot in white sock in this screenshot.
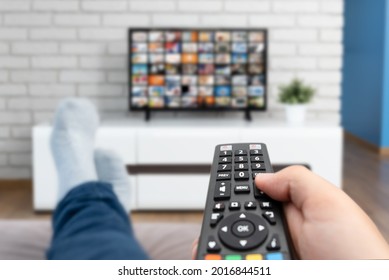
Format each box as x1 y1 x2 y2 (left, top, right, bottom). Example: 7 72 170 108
94 149 132 212
51 98 99 202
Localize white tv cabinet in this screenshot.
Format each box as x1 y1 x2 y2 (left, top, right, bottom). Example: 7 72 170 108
33 119 343 211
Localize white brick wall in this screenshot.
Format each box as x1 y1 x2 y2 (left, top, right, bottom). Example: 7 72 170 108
33 1 79 12
81 1 128 12
0 0 344 179
30 28 77 40
4 13 52 26
12 42 59 54
32 56 78 68
0 1 30 11
273 1 319 13
225 1 270 13
131 1 175 12
0 28 28 40
54 14 100 26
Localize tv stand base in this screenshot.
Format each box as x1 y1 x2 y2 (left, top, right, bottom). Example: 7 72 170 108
33 120 343 210
144 109 150 121
245 110 252 121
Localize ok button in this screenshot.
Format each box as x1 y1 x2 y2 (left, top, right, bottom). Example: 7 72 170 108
232 220 255 238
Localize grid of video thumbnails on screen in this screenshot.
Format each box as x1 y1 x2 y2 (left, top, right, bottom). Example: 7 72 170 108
130 29 266 109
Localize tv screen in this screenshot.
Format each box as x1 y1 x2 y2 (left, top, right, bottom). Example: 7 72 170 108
129 28 267 112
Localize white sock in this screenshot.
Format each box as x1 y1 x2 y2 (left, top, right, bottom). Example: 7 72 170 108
94 149 132 212
50 98 99 202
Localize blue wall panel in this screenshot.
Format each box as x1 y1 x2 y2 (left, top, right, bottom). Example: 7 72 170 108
342 0 386 146
381 0 389 147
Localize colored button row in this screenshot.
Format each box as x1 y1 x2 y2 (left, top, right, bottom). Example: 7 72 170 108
205 252 283 260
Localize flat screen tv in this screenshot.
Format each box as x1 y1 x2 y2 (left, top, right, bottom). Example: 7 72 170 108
128 28 267 120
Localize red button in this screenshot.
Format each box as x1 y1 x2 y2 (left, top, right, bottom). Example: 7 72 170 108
205 254 222 260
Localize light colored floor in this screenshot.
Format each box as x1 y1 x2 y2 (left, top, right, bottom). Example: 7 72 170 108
342 137 389 242
1 136 389 242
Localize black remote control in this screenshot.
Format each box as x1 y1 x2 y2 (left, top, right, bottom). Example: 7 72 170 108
196 143 294 260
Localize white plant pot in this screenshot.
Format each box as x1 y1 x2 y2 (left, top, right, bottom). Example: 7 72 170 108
285 104 306 125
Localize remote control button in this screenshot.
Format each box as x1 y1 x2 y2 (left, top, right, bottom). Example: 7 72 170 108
232 220 255 238
260 201 272 209
263 211 276 225
249 144 262 149
252 171 266 179
251 163 266 171
220 145 232 151
234 149 247 156
234 185 250 194
229 201 241 210
244 201 257 210
225 255 242 260
250 156 264 163
219 157 232 164
253 183 269 199
218 164 231 172
213 202 225 212
207 236 221 252
235 156 248 163
258 224 266 232
218 213 269 250
250 149 263 155
266 252 283 260
220 225 228 233
210 213 223 227
239 239 249 248
253 182 260 192
217 173 231 180
266 234 281 251
205 254 222 260
214 182 231 200
234 163 248 171
219 150 232 157
246 254 263 260
235 171 249 180
254 188 264 198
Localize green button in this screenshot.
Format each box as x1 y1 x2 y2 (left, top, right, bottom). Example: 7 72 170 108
225 255 242 260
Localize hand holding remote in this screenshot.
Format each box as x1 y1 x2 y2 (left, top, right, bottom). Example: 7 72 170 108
196 144 292 260
255 166 389 259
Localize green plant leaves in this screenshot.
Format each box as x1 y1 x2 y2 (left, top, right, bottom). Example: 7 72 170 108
278 79 315 104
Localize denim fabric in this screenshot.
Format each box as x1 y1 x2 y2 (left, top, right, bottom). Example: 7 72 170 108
47 182 149 260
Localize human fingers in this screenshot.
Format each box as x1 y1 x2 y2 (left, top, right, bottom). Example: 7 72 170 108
191 238 199 260
254 165 339 210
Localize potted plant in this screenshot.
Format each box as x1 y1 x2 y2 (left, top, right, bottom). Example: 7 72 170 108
278 79 315 125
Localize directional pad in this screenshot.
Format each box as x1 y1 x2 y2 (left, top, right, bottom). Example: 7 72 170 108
218 212 268 250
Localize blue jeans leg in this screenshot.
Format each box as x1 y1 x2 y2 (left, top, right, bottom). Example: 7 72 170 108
47 181 149 260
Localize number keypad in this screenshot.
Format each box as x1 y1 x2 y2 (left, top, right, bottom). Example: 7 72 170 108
219 157 232 164
251 163 266 171
234 171 249 180
250 156 264 163
218 164 232 172
220 150 232 157
235 156 248 163
234 149 247 156
234 163 248 170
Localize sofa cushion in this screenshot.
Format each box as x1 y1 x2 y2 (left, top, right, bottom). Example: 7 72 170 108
0 220 201 260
